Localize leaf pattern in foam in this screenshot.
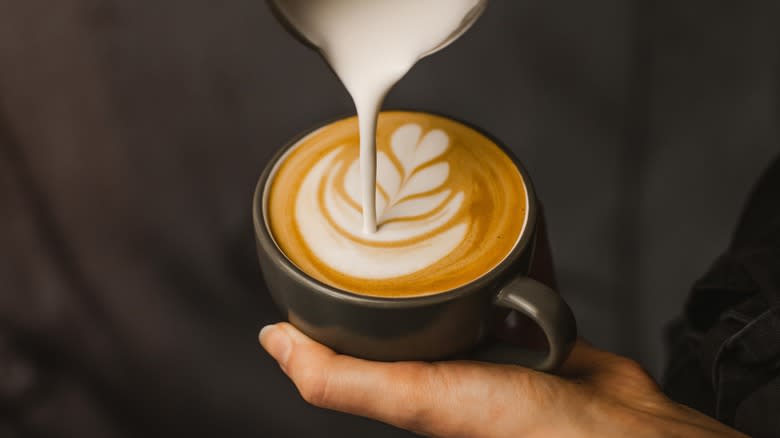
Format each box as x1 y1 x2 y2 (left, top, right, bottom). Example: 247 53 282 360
377 124 452 222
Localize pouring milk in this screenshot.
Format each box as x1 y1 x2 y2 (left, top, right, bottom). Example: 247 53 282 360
271 0 484 233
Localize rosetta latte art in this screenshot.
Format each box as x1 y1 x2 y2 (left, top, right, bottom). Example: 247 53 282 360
267 112 527 297
298 123 467 278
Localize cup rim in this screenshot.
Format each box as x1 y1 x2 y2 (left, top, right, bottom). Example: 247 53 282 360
252 109 538 308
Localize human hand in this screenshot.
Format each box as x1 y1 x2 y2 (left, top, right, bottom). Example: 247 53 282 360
259 324 745 438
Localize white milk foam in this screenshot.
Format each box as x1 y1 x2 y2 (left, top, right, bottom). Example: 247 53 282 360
292 123 467 279
273 0 481 233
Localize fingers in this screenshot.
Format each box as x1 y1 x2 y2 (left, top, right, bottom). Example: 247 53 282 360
558 339 661 399
259 323 445 433
557 339 611 377
259 323 554 438
557 339 638 378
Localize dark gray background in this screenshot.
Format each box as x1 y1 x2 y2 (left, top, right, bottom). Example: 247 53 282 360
1 1 778 437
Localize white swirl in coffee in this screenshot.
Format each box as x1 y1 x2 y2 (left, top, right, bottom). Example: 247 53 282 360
267 112 527 297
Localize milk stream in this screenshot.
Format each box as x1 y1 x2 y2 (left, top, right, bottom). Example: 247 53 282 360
273 0 481 233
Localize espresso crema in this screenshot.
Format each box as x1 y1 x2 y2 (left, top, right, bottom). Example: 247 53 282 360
267 112 526 297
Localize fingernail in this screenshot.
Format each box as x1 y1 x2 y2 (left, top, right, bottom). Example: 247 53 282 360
259 325 292 367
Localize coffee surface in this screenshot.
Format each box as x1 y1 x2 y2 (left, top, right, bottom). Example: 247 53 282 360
267 112 526 297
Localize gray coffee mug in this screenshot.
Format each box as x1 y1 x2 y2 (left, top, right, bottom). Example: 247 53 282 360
252 112 577 371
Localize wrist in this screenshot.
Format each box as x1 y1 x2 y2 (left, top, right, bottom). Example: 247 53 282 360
588 399 746 438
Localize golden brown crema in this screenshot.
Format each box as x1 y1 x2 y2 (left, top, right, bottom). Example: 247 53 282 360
267 112 526 297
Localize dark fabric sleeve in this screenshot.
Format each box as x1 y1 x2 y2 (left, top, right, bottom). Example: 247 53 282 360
664 155 780 438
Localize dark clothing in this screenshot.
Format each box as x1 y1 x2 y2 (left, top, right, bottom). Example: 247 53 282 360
664 157 780 438
1 1 778 437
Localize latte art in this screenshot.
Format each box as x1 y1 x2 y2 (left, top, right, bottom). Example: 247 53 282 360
299 124 467 278
268 112 526 297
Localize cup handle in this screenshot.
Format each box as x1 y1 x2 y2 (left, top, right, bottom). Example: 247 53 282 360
483 276 577 372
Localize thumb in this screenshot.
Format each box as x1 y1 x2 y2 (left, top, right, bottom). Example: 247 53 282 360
259 323 441 432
